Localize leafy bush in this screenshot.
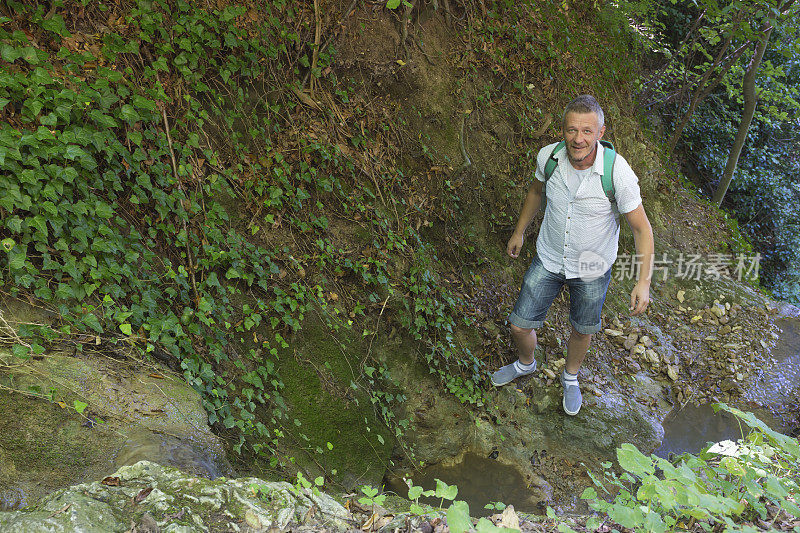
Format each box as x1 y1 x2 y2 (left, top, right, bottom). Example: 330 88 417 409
581 404 800 532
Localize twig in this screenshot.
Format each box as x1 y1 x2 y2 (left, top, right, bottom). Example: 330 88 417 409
310 0 322 97
160 105 201 307
454 111 472 180
302 0 359 90
0 309 31 349
363 295 391 367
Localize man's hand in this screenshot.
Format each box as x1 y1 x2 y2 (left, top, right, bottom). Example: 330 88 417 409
630 282 650 315
507 233 524 258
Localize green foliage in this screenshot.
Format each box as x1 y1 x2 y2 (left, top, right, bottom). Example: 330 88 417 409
358 484 387 508
0 0 346 463
581 404 800 532
0 0 492 476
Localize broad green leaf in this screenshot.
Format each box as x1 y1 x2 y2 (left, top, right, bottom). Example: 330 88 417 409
580 487 597 499
73 400 88 414
29 215 48 237
386 0 401 8
435 478 458 501
608 502 644 528
446 500 470 533
409 503 426 515
617 443 655 476
720 456 747 476
119 323 132 336
408 484 423 500
781 498 800 517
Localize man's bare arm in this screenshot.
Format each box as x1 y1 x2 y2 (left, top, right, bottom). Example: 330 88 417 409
624 204 654 315
507 180 544 258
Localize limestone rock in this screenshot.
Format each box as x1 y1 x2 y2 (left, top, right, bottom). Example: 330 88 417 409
0 461 352 532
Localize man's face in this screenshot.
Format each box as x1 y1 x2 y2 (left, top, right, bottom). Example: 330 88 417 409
562 111 606 165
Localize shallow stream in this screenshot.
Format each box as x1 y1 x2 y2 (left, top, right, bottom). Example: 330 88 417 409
391 315 800 513
385 453 539 516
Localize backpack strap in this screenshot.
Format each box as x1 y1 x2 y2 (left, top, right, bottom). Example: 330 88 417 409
543 140 565 181
599 139 616 203
544 139 617 204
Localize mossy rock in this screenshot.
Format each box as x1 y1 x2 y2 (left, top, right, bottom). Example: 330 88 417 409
275 316 394 489
0 347 230 510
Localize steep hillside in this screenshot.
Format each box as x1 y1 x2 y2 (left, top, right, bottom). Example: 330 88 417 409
1 0 791 517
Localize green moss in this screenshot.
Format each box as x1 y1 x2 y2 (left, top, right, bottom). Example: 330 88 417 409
0 390 120 508
277 315 393 489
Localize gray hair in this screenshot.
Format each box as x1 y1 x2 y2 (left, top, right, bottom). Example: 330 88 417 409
563 95 605 128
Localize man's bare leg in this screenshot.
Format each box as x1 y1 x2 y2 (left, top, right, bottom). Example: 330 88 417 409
565 326 591 374
510 324 538 366
562 326 591 415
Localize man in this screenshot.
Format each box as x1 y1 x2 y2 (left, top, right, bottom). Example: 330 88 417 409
491 95 654 416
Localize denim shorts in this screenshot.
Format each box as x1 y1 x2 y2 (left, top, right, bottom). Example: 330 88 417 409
508 255 612 334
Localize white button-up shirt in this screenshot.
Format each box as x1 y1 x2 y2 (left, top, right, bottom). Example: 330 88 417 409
534 141 642 279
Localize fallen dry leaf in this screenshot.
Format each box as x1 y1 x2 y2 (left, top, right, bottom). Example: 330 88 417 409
101 476 121 487
47 503 71 518
134 487 153 504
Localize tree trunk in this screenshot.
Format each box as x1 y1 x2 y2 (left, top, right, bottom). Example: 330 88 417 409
711 26 773 207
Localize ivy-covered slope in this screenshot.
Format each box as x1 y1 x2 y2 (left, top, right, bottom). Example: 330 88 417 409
0 0 747 485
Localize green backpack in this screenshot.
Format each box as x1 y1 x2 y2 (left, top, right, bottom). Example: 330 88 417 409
543 139 617 203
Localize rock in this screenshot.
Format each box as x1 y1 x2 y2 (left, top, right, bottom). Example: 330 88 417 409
645 349 660 365
631 344 646 357
604 329 624 337
677 290 685 303
623 334 639 350
0 461 352 532
639 335 654 348
0 352 230 509
710 302 726 318
553 358 566 369
719 325 732 335
542 368 556 380
499 505 520 530
666 366 679 381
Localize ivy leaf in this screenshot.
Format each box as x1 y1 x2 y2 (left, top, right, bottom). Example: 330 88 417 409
12 343 30 359
7 246 26 269
64 144 89 161
118 104 140 124
29 215 48 237
386 0 401 8
0 43 20 62
73 400 88 414
89 109 118 128
119 323 132 336
82 313 103 333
